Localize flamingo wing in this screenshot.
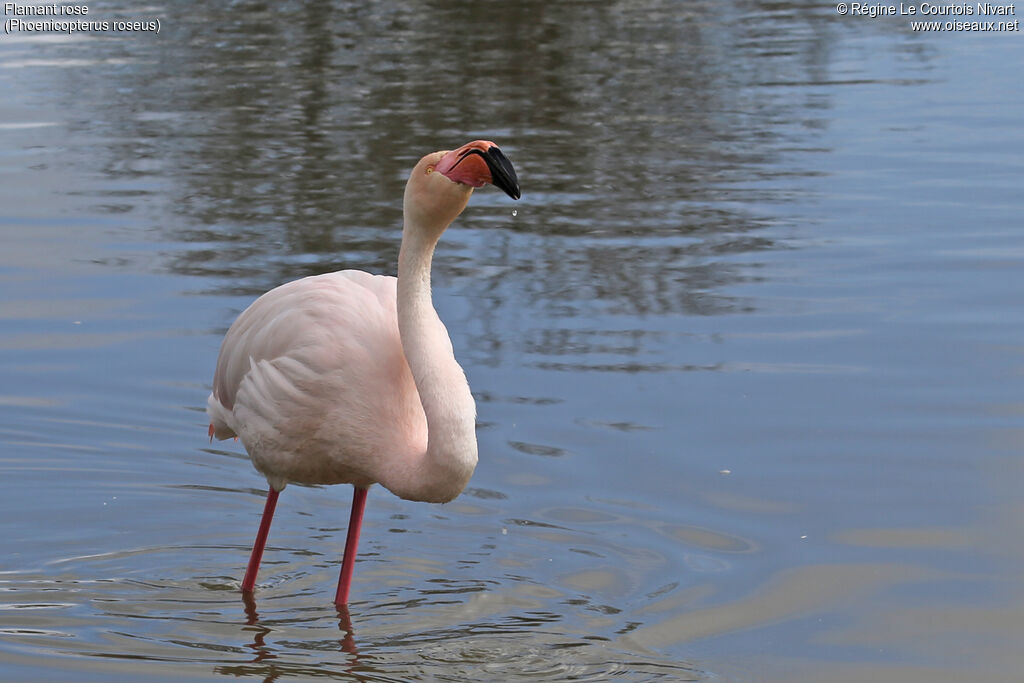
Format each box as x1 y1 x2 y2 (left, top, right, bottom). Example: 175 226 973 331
207 271 427 490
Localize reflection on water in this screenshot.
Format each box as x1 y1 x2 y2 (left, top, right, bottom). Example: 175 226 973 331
0 547 701 682
42 1 827 304
3 0 1024 681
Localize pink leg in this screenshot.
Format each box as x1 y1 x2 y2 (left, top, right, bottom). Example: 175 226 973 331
241 488 280 593
334 486 368 606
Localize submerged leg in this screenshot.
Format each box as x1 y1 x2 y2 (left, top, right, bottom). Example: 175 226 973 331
241 487 280 593
334 486 369 606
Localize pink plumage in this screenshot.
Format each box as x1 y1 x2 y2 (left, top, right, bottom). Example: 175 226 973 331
208 272 428 493
206 140 520 605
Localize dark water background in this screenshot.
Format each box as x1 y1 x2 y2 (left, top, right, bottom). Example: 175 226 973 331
2 2 1023 681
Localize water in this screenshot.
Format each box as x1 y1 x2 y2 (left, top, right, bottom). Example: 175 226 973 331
2 1 1023 680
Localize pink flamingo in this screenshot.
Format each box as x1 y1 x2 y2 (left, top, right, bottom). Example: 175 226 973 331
207 141 520 605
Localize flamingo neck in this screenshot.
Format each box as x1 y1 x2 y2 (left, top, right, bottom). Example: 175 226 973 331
394 222 477 503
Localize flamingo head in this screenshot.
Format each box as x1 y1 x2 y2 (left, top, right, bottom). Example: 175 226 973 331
405 140 520 236
434 140 520 200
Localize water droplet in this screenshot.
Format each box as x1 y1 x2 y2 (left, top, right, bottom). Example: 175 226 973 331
511 209 517 217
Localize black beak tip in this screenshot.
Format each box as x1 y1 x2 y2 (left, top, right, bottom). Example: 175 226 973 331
484 146 521 201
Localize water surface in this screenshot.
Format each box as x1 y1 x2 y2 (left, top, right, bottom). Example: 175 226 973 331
2 2 1023 681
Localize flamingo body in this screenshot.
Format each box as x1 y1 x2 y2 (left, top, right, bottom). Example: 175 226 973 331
208 271 434 495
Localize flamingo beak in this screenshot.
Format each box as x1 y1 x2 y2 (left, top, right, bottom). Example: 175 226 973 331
435 140 521 200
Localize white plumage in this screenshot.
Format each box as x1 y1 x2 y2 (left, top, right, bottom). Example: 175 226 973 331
205 140 520 604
